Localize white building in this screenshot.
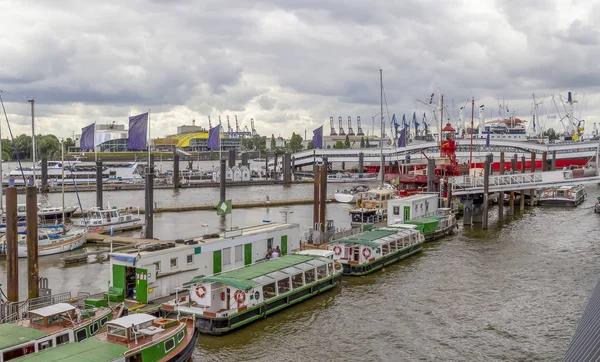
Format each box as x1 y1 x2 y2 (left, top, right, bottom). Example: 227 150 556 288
108 223 300 303
387 193 439 225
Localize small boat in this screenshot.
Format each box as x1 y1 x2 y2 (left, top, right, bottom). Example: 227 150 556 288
71 205 143 234
9 313 198 362
538 185 586 207
402 207 457 242
162 254 342 335
0 302 119 361
333 185 370 203
0 226 87 258
328 225 424 276
327 172 377 183
3 202 78 222
348 188 396 224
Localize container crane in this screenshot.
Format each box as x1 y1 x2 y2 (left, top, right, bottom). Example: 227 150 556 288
208 116 212 129
356 116 364 135
251 118 258 137
330 117 337 136
227 116 233 133
347 116 355 136
338 116 346 136
235 115 241 133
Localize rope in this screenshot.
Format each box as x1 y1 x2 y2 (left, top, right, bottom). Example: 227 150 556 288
0 92 27 184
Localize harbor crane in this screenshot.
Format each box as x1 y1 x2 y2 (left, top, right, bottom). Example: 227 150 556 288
235 115 241 133
329 117 337 136
338 116 346 136
356 116 364 135
347 116 355 136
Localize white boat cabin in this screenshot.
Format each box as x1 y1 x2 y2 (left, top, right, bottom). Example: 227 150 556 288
108 222 300 304
328 226 424 265
387 193 439 225
169 255 340 318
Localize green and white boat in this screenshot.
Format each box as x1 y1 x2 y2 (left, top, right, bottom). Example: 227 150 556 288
327 225 424 276
0 302 119 362
11 314 198 362
161 254 342 335
403 207 457 242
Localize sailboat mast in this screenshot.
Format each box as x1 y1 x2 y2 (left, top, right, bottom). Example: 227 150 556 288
470 98 474 167
379 68 384 185
440 95 444 156
28 99 36 187
61 140 65 222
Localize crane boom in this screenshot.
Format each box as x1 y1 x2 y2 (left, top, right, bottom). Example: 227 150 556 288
208 116 212 129
356 116 364 135
347 116 355 136
329 117 337 135
338 116 346 135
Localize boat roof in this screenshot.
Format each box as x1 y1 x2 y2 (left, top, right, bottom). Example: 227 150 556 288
108 313 155 328
12 337 128 362
389 193 437 202
190 255 321 290
297 250 334 257
0 324 48 350
30 303 75 317
406 216 444 225
331 228 417 248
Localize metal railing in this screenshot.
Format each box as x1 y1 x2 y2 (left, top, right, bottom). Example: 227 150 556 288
0 291 90 324
450 173 543 191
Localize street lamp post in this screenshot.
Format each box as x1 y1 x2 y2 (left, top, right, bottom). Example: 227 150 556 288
201 224 209 235
279 210 293 223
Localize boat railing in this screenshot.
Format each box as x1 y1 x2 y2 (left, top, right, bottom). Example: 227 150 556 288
0 291 78 324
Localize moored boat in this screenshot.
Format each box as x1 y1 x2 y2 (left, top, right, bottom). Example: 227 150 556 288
71 206 143 234
402 208 457 242
0 227 87 258
0 302 119 361
348 188 395 224
11 313 198 362
538 185 586 207
334 185 370 203
327 225 424 276
162 254 342 335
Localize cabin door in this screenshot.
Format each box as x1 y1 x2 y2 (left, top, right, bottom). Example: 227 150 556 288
244 243 252 265
281 235 288 256
403 206 410 222
135 268 148 303
226 288 231 310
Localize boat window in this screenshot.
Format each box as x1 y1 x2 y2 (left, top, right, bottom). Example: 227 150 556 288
251 275 275 284
177 330 185 343
56 333 70 345
316 265 327 279
382 243 390 256
235 245 243 262
107 325 127 338
170 258 178 268
187 254 193 264
292 273 304 289
305 269 316 283
111 211 118 218
277 278 291 294
393 206 399 215
30 314 45 325
223 247 231 265
90 322 99 335
76 328 88 342
3 344 35 360
38 340 53 350
100 316 108 327
328 262 334 275
164 337 175 352
263 282 277 300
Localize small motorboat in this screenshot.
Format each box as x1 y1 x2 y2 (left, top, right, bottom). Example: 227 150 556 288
334 185 371 203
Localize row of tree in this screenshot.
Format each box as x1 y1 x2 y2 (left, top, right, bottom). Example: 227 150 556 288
0 135 75 160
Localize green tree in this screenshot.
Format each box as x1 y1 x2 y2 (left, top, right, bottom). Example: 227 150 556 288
64 137 75 150
365 137 371 148
344 135 351 148
255 136 267 151
14 134 32 159
360 137 365 148
307 141 313 149
242 138 255 150
288 132 303 152
270 134 276 150
543 128 558 140
333 141 345 149
36 134 60 159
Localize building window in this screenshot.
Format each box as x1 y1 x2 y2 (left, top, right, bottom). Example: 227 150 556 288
187 254 193 264
235 245 243 262
154 262 161 272
393 206 399 215
170 258 177 268
223 247 231 265
267 238 273 251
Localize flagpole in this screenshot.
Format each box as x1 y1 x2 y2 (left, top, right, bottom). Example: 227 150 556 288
147 109 151 166
94 121 98 162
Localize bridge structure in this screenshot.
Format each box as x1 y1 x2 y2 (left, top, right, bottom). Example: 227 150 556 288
292 139 600 169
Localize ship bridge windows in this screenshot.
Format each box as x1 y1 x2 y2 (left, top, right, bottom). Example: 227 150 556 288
277 278 291 294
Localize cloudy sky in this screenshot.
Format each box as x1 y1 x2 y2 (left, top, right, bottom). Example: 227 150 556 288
1 0 599 140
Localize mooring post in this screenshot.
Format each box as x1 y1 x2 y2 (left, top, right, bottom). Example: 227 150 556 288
483 154 491 230
273 153 279 180
220 158 226 204
228 149 236 168
96 160 103 208
463 197 473 225
313 163 320 228
173 148 180 189
427 158 436 192
144 155 154 240
26 182 39 299
41 157 48 193
446 183 453 209
319 157 328 232
6 186 18 302
551 150 557 171
520 155 526 210
380 154 386 184
241 152 249 167
264 156 269 180
498 152 505 221
509 154 516 215
358 152 364 176
521 155 526 174
542 151 548 172
283 153 292 184
530 152 536 206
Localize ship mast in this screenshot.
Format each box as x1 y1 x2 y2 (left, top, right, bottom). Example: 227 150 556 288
379 68 384 185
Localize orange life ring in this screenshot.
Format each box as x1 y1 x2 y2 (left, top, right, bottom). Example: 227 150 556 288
95 227 101 232
333 245 342 255
568 195 574 200
362 248 372 259
234 290 246 304
333 262 342 271
195 285 206 298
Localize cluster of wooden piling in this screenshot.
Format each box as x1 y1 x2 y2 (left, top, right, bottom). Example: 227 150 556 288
313 158 328 232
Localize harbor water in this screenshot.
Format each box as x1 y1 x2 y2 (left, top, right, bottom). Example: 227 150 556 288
1 183 599 361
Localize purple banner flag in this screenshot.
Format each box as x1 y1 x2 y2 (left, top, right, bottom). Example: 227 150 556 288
127 112 149 150
80 123 95 151
398 128 406 147
208 125 220 149
312 126 323 149
485 132 490 147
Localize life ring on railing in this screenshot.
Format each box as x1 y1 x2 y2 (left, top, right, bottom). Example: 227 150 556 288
220 292 226 301
333 261 342 271
195 285 206 298
95 227 101 232
542 194 548 198
234 290 246 304
568 195 574 200
362 248 372 259
333 245 342 255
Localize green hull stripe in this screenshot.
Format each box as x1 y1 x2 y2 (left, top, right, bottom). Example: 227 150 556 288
343 245 423 276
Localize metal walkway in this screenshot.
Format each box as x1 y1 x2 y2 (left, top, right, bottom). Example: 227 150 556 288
449 170 600 195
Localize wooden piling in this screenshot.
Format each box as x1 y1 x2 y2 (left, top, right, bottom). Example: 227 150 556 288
483 154 491 230
219 159 226 204
96 161 103 208
144 156 154 240
498 152 505 221
313 164 320 227
319 158 328 232
26 185 39 299
530 152 536 205
6 187 18 302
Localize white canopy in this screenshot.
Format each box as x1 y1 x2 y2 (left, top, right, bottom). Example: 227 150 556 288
30 303 75 317
109 314 155 328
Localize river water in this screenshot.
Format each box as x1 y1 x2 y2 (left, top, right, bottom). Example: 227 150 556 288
1 182 599 361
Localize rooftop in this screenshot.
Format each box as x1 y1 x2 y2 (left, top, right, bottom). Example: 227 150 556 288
331 228 418 248
0 324 48 350
12 337 128 362
191 255 318 290
30 303 75 318
389 193 438 202
109 314 155 328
